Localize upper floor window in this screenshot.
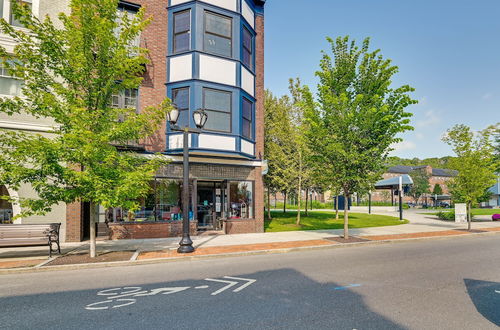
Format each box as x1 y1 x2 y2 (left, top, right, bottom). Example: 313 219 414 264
204 11 232 57
172 87 189 127
242 97 252 139
203 88 231 133
10 0 32 28
242 27 253 70
111 88 138 111
116 3 140 55
0 62 22 96
173 10 190 53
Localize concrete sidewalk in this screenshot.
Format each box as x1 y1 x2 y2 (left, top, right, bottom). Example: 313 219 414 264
1 209 499 271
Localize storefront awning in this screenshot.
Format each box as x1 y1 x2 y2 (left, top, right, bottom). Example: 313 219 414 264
375 174 414 190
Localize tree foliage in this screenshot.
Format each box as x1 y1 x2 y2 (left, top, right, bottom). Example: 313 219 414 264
0 0 173 246
306 36 416 238
443 124 497 230
432 183 443 196
408 168 430 203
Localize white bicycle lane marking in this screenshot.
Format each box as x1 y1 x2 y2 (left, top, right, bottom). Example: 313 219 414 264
85 277 257 311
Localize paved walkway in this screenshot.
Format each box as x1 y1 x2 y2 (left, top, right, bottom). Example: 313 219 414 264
1 209 499 270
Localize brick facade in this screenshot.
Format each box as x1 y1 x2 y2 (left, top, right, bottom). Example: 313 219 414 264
108 221 197 240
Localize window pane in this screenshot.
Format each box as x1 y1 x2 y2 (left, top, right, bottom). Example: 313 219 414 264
204 89 231 113
172 88 189 110
243 119 252 139
243 28 252 51
205 12 231 38
174 32 190 53
111 94 119 108
243 49 251 69
174 11 190 33
204 110 230 132
229 181 253 219
0 77 22 96
242 98 252 120
177 109 189 127
124 88 138 109
10 1 32 28
204 34 231 57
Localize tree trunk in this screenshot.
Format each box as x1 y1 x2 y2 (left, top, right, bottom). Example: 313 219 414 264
305 188 309 216
343 192 349 239
467 202 472 231
335 195 339 220
283 192 287 213
267 189 272 220
89 203 97 258
296 176 302 226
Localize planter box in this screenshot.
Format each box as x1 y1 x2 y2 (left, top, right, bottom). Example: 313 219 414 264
108 221 197 240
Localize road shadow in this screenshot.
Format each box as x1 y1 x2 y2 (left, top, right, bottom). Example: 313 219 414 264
0 268 406 330
464 278 500 327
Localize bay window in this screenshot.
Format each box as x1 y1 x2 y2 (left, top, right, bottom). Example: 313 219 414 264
242 27 253 70
204 11 232 57
242 97 253 139
173 10 190 53
172 87 189 127
203 88 231 133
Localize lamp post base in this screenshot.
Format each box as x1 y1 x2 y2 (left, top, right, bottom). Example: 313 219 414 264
177 236 195 254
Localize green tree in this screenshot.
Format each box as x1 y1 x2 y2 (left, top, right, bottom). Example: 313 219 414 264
408 168 430 204
432 183 443 196
443 124 497 230
308 36 416 238
0 0 173 257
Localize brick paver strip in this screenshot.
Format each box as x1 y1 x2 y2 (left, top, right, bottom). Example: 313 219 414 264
481 227 500 232
363 230 471 241
0 259 42 269
138 239 336 260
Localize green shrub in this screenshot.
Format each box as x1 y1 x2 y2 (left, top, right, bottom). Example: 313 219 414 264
436 211 455 220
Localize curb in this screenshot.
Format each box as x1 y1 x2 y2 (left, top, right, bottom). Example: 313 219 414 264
0 230 499 275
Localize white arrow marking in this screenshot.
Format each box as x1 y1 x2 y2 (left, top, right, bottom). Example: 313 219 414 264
205 278 239 295
107 291 148 299
495 290 500 294
223 276 257 292
195 285 209 289
134 287 191 297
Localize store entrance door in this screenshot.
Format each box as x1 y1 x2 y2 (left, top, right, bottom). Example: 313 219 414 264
196 181 226 231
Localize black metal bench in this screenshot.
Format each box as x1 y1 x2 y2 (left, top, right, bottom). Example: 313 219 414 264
0 223 61 257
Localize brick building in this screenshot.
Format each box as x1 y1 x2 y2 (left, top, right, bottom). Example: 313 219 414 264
1 0 267 242
371 165 457 205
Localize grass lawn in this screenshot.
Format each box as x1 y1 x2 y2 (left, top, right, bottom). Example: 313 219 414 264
424 208 500 216
265 210 408 232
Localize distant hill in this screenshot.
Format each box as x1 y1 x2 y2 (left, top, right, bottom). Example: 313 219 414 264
385 156 456 169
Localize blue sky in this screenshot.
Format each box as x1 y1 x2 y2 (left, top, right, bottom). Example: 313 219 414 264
264 0 500 159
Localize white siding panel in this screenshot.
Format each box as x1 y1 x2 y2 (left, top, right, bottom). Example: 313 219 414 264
169 134 192 149
170 0 191 6
241 139 254 155
204 0 237 12
169 54 192 82
241 1 255 29
241 66 255 96
198 134 236 151
199 54 236 86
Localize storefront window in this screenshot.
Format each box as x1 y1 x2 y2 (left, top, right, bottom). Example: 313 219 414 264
0 185 13 224
229 181 253 219
105 179 193 223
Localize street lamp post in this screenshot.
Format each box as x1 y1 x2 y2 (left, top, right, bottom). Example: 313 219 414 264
167 106 208 254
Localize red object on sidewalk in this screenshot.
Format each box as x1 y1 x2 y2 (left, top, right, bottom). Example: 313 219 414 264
492 214 500 221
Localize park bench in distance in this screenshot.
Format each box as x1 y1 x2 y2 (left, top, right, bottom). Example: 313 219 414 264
0 223 61 258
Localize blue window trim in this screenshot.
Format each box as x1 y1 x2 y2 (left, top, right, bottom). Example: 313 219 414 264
240 20 256 74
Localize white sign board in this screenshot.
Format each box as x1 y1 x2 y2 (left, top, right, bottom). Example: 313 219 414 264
455 203 467 223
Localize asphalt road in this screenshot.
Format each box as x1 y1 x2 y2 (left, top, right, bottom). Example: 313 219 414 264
1 235 499 330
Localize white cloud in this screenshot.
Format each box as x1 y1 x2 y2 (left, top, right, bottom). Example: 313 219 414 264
416 133 424 140
391 141 417 152
416 110 441 128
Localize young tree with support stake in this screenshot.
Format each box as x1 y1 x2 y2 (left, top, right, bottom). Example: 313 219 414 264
307 36 416 239
443 124 497 230
0 0 173 257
